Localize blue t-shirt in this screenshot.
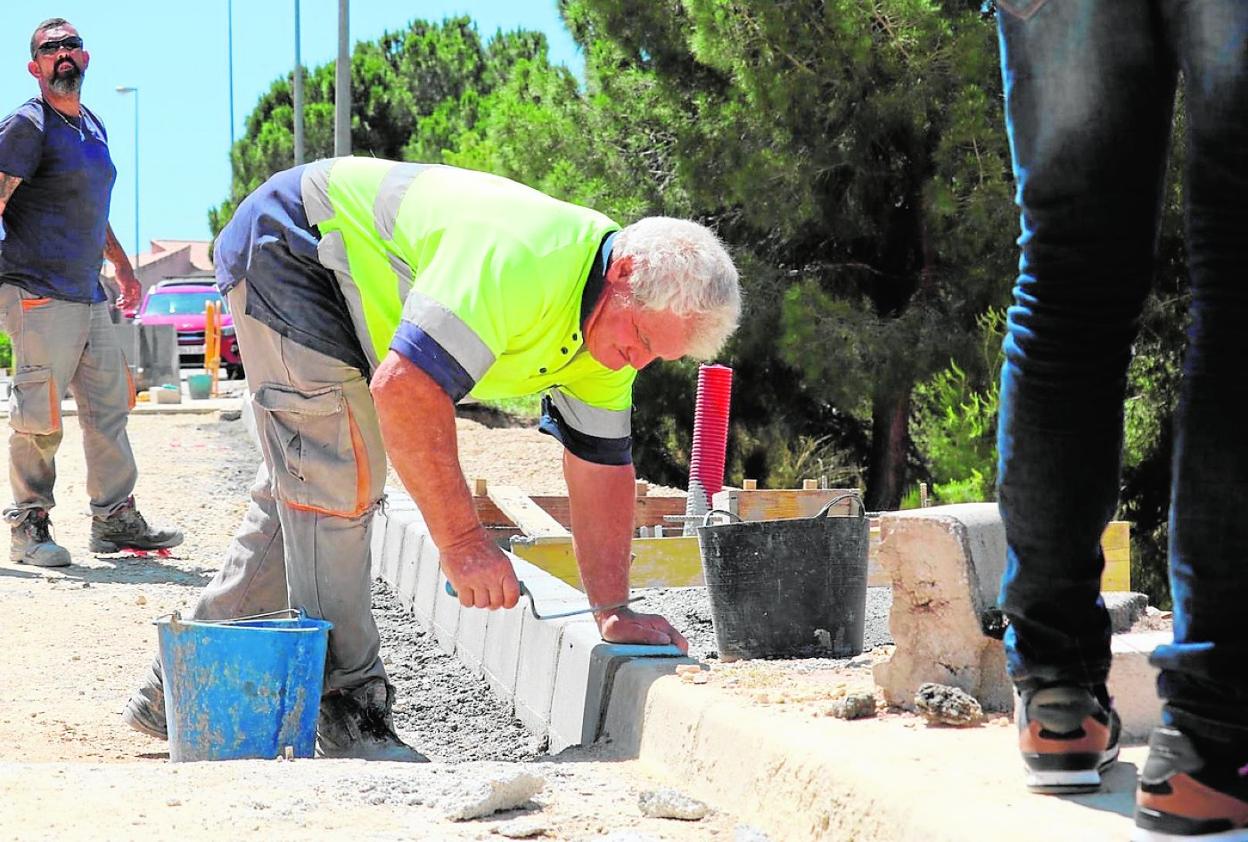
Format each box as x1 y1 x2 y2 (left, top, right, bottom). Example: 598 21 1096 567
0 98 115 303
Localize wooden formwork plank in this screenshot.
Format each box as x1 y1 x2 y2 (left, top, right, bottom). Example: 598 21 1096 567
487 485 569 538
711 488 861 521
510 534 704 590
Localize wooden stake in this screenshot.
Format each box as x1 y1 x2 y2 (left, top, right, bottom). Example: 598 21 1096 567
635 481 650 498
802 479 818 491
743 479 758 491
473 478 488 497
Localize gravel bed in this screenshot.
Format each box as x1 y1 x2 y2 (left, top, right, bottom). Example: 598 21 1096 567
633 585 894 662
372 580 546 763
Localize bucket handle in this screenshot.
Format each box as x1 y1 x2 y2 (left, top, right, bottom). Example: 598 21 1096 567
701 508 743 527
813 493 866 520
155 607 305 627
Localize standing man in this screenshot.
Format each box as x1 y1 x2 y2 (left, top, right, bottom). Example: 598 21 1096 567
125 158 740 761
0 18 183 567
994 1 1248 838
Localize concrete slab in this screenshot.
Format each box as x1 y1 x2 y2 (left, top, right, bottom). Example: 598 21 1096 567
394 522 427 612
455 602 490 676
1110 631 1167 741
411 536 441 627
369 511 387 579
483 602 525 702
431 569 462 655
549 623 690 753
514 611 590 733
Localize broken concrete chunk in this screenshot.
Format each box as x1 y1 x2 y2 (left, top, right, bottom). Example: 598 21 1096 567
674 664 701 676
492 817 548 838
638 788 709 821
826 692 877 720
442 770 545 821
915 682 984 727
219 409 243 422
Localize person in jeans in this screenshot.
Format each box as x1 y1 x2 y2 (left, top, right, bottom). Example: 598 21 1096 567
0 18 182 567
994 1 1248 837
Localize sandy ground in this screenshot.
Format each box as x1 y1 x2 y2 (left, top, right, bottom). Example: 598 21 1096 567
0 412 753 841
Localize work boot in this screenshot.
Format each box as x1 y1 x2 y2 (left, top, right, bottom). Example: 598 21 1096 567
1133 727 1248 841
317 679 427 762
121 663 168 740
1017 683 1121 794
6 507 71 567
89 496 183 554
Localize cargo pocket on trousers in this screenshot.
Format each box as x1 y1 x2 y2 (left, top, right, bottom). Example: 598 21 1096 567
9 368 60 435
252 383 364 516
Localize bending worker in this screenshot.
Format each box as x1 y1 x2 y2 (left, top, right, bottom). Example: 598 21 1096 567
124 158 740 761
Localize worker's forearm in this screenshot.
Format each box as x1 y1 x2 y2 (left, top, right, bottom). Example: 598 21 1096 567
565 451 636 610
372 352 485 551
103 224 130 269
0 171 22 217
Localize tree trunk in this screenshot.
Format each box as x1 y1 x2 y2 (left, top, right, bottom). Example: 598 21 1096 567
864 383 912 511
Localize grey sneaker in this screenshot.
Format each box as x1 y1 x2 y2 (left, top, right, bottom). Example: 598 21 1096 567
7 508 71 567
90 496 183 553
317 679 427 762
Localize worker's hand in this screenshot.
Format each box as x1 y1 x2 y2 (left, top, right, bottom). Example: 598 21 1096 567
597 607 689 653
440 535 521 610
114 263 141 312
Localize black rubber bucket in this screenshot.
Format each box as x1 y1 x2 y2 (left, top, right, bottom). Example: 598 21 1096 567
696 494 869 661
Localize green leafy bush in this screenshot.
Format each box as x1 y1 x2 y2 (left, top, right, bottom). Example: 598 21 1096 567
0 331 11 371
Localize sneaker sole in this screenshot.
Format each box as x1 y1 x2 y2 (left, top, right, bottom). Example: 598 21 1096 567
90 537 183 554
1026 746 1120 794
1132 827 1248 842
15 555 71 568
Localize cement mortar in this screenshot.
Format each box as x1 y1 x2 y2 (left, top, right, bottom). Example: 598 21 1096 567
632 585 894 662
372 581 546 763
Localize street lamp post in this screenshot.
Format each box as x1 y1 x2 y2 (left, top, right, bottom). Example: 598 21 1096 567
115 86 140 263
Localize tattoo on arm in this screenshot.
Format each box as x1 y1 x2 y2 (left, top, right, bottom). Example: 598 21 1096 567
103 225 128 263
0 172 22 214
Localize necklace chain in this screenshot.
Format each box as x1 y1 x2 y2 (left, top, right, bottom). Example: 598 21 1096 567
44 100 84 142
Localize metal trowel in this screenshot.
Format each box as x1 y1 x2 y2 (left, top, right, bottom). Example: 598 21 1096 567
444 580 643 620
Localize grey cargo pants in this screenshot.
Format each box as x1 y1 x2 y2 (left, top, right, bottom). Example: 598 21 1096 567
134 280 388 706
0 284 138 519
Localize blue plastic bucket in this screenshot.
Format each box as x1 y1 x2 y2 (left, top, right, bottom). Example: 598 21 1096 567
156 611 332 762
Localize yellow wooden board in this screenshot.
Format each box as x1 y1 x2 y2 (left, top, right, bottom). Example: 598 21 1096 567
511 535 704 590
1102 520 1131 592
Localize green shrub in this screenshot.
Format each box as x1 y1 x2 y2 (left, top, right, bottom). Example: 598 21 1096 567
0 331 11 371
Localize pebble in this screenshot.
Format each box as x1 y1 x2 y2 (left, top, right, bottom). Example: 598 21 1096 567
914 683 983 726
589 833 659 842
735 825 774 842
135 594 147 606
637 788 709 821
491 817 548 838
442 770 545 821
825 692 876 720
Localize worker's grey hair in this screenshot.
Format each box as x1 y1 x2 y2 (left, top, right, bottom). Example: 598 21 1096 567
30 18 73 59
613 217 741 360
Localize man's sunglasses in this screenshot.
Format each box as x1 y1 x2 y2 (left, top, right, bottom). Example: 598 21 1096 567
34 36 84 57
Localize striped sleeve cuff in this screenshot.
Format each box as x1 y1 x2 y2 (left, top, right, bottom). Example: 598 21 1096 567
391 322 476 402
538 394 632 466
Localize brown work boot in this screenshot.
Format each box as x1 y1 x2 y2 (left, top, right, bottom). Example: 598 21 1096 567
7 507 71 567
316 679 427 762
90 496 183 553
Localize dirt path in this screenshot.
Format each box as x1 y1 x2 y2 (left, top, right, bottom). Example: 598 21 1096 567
0 413 751 841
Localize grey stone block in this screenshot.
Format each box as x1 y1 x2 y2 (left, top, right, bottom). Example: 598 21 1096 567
412 536 441 627
369 511 388 579
395 521 426 611
432 569 462 655
1105 592 1149 634
483 603 525 702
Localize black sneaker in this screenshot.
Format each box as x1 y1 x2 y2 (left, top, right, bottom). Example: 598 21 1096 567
317 679 427 762
1133 727 1248 841
7 507 71 567
90 496 183 553
1017 684 1121 794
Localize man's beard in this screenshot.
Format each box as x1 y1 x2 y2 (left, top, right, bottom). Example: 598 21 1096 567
49 61 83 95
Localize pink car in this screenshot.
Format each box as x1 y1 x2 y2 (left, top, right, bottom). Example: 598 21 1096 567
135 280 244 379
